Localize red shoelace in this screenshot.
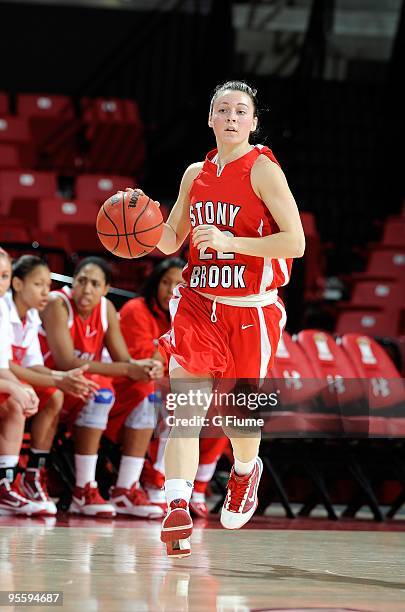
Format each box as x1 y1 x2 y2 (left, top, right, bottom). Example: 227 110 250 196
127 484 150 505
227 472 250 512
81 483 106 505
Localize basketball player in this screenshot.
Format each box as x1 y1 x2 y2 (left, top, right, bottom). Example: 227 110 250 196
123 80 305 555
0 248 47 516
4 255 98 515
39 256 164 517
159 80 305 554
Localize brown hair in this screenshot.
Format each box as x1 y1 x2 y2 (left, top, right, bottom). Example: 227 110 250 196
209 80 258 117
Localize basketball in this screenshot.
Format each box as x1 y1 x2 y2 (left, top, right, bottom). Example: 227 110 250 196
96 189 164 258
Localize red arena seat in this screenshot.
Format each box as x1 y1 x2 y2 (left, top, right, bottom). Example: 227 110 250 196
17 93 77 170
271 331 323 405
0 219 31 244
75 173 135 203
299 211 325 300
381 217 405 248
336 310 400 338
297 329 370 435
37 197 99 233
0 144 21 169
365 248 405 281
81 97 144 174
350 280 404 311
341 334 405 437
0 170 58 220
263 331 333 436
0 115 34 166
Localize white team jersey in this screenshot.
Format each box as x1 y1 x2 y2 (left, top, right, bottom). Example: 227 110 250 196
3 291 44 367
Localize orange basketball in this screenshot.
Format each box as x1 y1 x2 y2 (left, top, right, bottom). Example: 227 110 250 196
96 189 163 258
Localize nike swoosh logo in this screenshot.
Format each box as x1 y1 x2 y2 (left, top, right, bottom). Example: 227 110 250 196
241 324 254 330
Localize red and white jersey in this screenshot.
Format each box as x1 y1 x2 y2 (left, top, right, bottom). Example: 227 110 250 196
39 286 108 367
3 291 43 367
183 144 293 296
0 296 12 369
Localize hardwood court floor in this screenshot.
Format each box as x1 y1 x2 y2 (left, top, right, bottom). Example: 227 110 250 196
0 516 405 611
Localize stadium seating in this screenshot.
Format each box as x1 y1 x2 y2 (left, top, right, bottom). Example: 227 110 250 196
0 115 34 166
16 93 77 170
264 332 330 435
0 217 31 244
299 211 325 300
0 170 58 220
36 196 102 255
297 329 368 434
336 309 400 337
341 334 405 437
81 98 145 174
364 248 405 281
0 144 21 169
37 197 99 233
381 216 405 248
349 280 403 311
75 173 134 202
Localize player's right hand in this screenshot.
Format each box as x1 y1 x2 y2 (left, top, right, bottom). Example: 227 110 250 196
116 188 160 208
128 359 164 381
56 365 100 400
20 384 40 417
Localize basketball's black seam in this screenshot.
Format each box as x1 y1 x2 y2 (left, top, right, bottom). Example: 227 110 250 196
97 220 163 237
132 221 164 247
132 197 150 235
102 203 120 254
122 192 133 258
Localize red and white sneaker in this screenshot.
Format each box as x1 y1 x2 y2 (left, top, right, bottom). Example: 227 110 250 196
161 499 193 558
69 481 116 518
20 468 57 516
0 477 48 516
141 461 167 514
110 482 164 519
145 486 167 515
220 457 263 530
189 492 209 518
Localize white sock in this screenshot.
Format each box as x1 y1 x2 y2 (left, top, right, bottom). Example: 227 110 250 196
165 478 193 505
234 456 257 476
116 456 145 489
30 447 49 454
0 456 19 469
75 454 98 487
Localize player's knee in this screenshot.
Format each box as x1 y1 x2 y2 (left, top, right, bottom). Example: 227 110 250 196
46 389 64 414
74 388 115 430
124 394 158 430
1 399 25 423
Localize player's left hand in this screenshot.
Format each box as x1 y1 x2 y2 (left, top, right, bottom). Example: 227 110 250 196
192 225 233 252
